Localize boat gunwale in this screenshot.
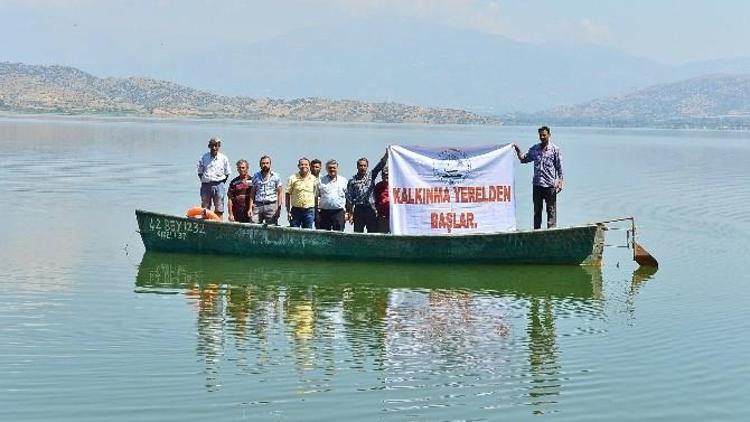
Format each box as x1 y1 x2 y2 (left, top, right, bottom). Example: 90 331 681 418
135 209 602 239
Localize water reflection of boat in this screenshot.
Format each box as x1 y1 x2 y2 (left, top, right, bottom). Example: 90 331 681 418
134 252 605 412
624 265 659 316
136 209 605 265
135 251 602 299
631 266 658 289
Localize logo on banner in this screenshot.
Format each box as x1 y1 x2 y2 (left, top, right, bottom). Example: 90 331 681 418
432 148 473 185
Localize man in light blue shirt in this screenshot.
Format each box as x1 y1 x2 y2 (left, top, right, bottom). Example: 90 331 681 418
317 159 348 231
197 137 231 219
249 155 284 225
514 126 564 229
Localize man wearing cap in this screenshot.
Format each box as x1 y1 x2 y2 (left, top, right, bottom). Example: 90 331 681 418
197 137 231 219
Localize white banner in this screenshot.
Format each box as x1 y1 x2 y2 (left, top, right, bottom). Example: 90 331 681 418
389 144 516 235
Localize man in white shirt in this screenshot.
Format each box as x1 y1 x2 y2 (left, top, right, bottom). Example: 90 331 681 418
317 159 348 231
197 137 231 219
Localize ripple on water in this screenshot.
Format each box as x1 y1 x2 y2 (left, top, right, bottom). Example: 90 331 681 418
3 123 750 421
0 155 187 198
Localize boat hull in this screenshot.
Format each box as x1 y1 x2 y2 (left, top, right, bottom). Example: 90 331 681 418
136 210 604 265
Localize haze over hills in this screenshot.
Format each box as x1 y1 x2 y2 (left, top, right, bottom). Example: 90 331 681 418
512 74 750 129
5 18 750 115
155 19 750 114
163 19 666 113
0 62 493 124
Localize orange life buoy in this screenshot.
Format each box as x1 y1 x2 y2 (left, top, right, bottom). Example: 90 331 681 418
186 207 221 221
186 206 204 218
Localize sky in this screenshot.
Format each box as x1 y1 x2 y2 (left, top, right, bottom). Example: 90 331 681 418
1 0 748 75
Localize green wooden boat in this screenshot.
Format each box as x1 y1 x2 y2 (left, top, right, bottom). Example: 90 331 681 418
136 209 605 265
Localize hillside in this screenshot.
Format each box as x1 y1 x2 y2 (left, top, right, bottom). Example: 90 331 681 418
512 74 750 129
0 62 493 125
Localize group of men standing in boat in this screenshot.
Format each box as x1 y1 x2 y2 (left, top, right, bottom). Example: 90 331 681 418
196 137 390 233
196 126 563 232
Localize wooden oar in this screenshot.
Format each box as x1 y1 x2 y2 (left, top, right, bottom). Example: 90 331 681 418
634 242 658 268
597 217 658 268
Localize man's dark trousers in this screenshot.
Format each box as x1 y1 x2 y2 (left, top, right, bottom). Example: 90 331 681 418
353 206 377 233
319 208 345 231
533 185 557 229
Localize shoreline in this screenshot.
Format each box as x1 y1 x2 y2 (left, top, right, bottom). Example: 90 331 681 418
2 110 750 135
0 110 498 128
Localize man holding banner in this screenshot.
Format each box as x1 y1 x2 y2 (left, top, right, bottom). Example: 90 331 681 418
373 166 390 233
513 126 564 229
346 153 387 233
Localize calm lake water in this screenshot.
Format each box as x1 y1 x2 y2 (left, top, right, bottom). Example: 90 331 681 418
1 116 749 421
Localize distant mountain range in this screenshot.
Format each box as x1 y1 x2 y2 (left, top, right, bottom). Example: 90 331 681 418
3 60 750 130
511 74 750 129
8 18 750 116
0 62 493 124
